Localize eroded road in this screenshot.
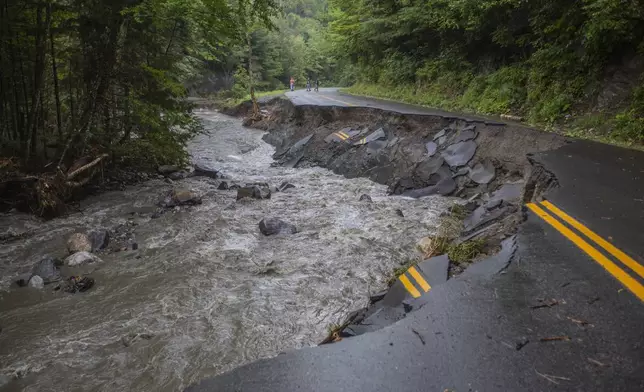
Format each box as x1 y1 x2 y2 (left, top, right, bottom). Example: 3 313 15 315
188 90 644 391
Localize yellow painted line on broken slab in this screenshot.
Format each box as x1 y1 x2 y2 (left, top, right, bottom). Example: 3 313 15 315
335 132 348 140
338 131 350 139
527 202 644 302
399 274 421 298
540 200 644 280
407 266 431 293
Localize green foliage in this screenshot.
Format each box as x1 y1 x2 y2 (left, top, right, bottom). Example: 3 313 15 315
329 0 644 145
447 239 485 265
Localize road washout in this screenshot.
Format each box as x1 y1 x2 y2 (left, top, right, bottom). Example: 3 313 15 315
0 109 455 391
238 97 568 340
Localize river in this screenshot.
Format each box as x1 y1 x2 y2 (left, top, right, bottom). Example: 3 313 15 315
0 110 449 391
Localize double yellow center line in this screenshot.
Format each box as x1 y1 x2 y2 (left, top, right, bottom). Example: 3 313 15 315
399 266 431 298
334 131 350 141
527 200 644 301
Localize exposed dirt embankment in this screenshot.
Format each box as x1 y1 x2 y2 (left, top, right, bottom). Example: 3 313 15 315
251 98 566 199
236 98 569 341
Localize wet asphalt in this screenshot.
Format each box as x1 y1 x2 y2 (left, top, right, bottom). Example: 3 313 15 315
187 89 644 391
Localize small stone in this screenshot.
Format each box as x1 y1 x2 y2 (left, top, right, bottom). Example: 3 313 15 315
64 251 102 266
425 141 438 157
258 218 297 236
359 194 373 202
132 243 138 250
161 188 202 207
218 181 230 190
168 170 191 180
28 275 44 289
395 209 404 217
67 233 92 254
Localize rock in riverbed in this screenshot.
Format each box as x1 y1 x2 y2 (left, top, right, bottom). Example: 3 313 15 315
65 251 102 266
237 186 271 200
88 229 110 251
359 194 373 202
63 276 95 293
259 218 297 236
160 188 202 207
193 164 219 179
67 233 92 254
28 275 44 289
31 256 61 283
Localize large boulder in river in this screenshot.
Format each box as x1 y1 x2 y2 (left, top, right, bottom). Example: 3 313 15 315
65 251 102 266
67 233 92 254
259 218 297 236
88 229 110 251
31 256 61 283
237 186 271 200
193 164 219 179
160 188 202 207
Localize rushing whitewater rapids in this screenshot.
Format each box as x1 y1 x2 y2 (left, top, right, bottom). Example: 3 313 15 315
0 110 449 391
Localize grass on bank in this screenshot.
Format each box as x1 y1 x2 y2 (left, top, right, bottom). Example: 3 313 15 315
211 89 287 108
343 79 644 150
387 204 483 285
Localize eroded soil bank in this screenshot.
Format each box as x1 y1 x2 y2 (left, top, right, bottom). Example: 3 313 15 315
240 98 568 338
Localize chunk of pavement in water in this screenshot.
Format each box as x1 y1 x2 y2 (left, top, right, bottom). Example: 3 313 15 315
287 134 313 155
425 141 438 157
415 254 449 287
414 156 445 183
489 181 524 205
258 218 297 236
452 167 469 178
279 182 296 191
31 256 61 283
359 194 373 202
452 127 478 143
402 176 457 198
284 154 303 168
88 229 110 251
28 275 44 289
433 128 448 141
366 140 388 154
193 163 219 179
468 160 496 184
463 205 510 234
218 181 230 190
485 198 503 210
354 127 386 145
441 140 477 167
65 251 102 266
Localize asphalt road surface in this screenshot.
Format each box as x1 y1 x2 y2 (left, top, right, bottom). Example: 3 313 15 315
188 89 644 392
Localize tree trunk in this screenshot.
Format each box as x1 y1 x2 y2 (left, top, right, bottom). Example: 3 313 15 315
48 3 62 141
25 3 47 160
247 33 259 118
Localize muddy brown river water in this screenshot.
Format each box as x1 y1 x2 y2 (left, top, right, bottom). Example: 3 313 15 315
0 110 449 391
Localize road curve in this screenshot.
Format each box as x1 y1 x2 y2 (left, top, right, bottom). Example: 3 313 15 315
187 91 644 392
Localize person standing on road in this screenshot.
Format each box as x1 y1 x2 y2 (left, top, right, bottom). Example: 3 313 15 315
289 77 295 91
306 78 311 92
314 79 319 92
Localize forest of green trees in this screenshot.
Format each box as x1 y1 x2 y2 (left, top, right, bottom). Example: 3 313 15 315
2 0 644 214
327 0 644 144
